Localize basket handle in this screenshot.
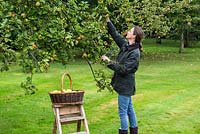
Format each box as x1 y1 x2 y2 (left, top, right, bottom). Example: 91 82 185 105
61 73 72 92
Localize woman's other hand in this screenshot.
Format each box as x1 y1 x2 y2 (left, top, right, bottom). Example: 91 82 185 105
101 55 110 62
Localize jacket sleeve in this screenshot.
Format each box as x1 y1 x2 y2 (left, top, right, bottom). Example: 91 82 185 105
107 21 127 49
107 53 139 75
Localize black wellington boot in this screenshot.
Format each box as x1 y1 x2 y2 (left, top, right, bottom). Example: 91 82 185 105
130 127 138 134
119 129 128 134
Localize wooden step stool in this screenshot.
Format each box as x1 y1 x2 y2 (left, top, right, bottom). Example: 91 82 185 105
52 102 89 134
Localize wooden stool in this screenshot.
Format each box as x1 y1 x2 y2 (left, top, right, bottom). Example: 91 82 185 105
52 102 89 134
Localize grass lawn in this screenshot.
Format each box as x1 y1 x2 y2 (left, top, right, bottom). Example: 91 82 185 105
0 39 200 134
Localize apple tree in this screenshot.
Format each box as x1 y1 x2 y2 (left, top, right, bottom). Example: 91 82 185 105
165 0 200 53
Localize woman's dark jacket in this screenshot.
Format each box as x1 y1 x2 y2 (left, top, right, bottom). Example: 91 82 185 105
107 21 140 96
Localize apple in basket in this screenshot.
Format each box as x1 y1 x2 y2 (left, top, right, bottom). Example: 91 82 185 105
63 89 73 93
50 90 61 94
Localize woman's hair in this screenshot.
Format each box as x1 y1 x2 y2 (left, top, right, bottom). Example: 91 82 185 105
133 26 144 43
133 26 144 52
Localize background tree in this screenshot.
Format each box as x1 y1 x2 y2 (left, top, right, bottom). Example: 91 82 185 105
165 0 200 53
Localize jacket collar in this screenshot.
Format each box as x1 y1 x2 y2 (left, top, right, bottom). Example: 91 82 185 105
126 42 140 51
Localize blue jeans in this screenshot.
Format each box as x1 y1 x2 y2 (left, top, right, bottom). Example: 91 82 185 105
118 95 137 130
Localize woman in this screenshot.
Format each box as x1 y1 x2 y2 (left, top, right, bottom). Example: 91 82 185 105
101 17 144 134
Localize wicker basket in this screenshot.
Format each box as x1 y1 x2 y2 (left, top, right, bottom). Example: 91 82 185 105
49 73 84 104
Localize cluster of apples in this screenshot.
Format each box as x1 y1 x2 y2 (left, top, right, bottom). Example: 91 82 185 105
50 89 75 94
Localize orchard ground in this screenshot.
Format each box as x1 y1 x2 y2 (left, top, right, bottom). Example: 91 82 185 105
0 39 200 134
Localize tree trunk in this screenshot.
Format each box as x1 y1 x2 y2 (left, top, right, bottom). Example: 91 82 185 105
184 30 189 48
156 38 162 44
179 32 184 53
